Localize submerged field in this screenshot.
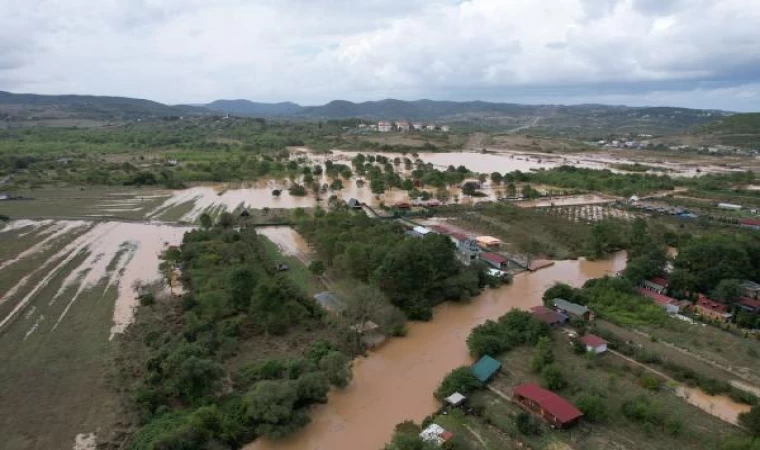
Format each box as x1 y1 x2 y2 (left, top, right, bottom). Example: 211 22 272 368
0 219 189 449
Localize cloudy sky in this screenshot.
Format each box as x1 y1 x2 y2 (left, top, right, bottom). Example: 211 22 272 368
2 0 760 111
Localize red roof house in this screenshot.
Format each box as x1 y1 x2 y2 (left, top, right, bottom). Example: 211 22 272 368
428 225 451 234
530 306 568 326
694 295 732 322
637 288 680 314
479 252 508 269
651 277 669 288
579 334 608 354
740 218 760 229
739 296 760 312
513 383 583 428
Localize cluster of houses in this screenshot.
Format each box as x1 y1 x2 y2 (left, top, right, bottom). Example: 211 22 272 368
408 224 520 275
357 121 450 133
597 139 651 149
627 197 699 219
638 277 760 324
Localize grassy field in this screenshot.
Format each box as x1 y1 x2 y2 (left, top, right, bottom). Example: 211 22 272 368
0 187 170 220
451 330 745 450
0 225 125 450
597 320 760 388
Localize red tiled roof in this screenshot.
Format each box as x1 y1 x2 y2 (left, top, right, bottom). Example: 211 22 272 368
740 296 760 309
741 218 760 226
480 252 508 264
650 277 669 287
580 334 607 348
696 295 728 313
530 306 566 325
513 383 583 424
637 288 677 306
441 431 454 441
428 225 451 234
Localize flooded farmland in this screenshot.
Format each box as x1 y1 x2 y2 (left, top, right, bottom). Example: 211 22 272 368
247 253 627 450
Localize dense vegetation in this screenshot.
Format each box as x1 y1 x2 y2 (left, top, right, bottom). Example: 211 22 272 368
297 210 496 319
120 219 353 449
466 310 551 357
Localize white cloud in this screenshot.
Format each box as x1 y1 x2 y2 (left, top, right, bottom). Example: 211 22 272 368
0 0 759 110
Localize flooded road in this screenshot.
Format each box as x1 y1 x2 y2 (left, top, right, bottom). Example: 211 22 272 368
678 387 750 425
247 253 626 450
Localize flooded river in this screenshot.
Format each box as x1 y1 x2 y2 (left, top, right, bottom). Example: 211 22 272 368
247 253 627 450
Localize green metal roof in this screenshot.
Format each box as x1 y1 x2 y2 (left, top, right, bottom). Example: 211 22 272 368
471 355 501 383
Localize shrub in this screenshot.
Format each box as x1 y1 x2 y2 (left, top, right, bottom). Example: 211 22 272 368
435 366 483 400
575 394 608 423
638 374 661 391
515 412 542 436
541 364 568 391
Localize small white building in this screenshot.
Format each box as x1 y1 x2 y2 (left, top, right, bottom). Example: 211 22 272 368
378 121 392 132
412 225 433 237
395 121 410 132
440 125 450 132
419 424 454 446
717 202 742 210
426 124 437 131
412 122 424 131
580 334 608 354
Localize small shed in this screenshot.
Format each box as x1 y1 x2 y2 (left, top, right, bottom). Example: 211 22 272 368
471 355 501 383
412 225 432 237
579 334 608 354
444 392 466 407
553 298 592 321
313 292 346 314
347 198 362 209
239 209 251 218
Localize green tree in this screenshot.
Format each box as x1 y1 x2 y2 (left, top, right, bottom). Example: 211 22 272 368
244 380 308 438
217 212 235 228
516 412 542 435
319 351 352 388
490 172 503 185
330 178 344 190
199 213 212 229
541 364 567 390
170 356 224 403
576 394 608 422
371 178 386 194
230 267 257 310
739 405 760 437
434 366 483 399
532 336 554 372
506 182 517 198
308 260 325 276
710 279 743 303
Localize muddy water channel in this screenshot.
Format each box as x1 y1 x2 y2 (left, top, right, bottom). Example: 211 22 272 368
677 387 750 424
247 254 627 450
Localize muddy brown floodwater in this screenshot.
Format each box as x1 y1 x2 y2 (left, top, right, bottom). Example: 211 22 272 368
247 253 626 450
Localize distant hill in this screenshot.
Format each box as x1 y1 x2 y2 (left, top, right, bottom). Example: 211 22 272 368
0 90 736 135
205 99 304 116
695 113 760 148
202 98 729 134
0 90 208 123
